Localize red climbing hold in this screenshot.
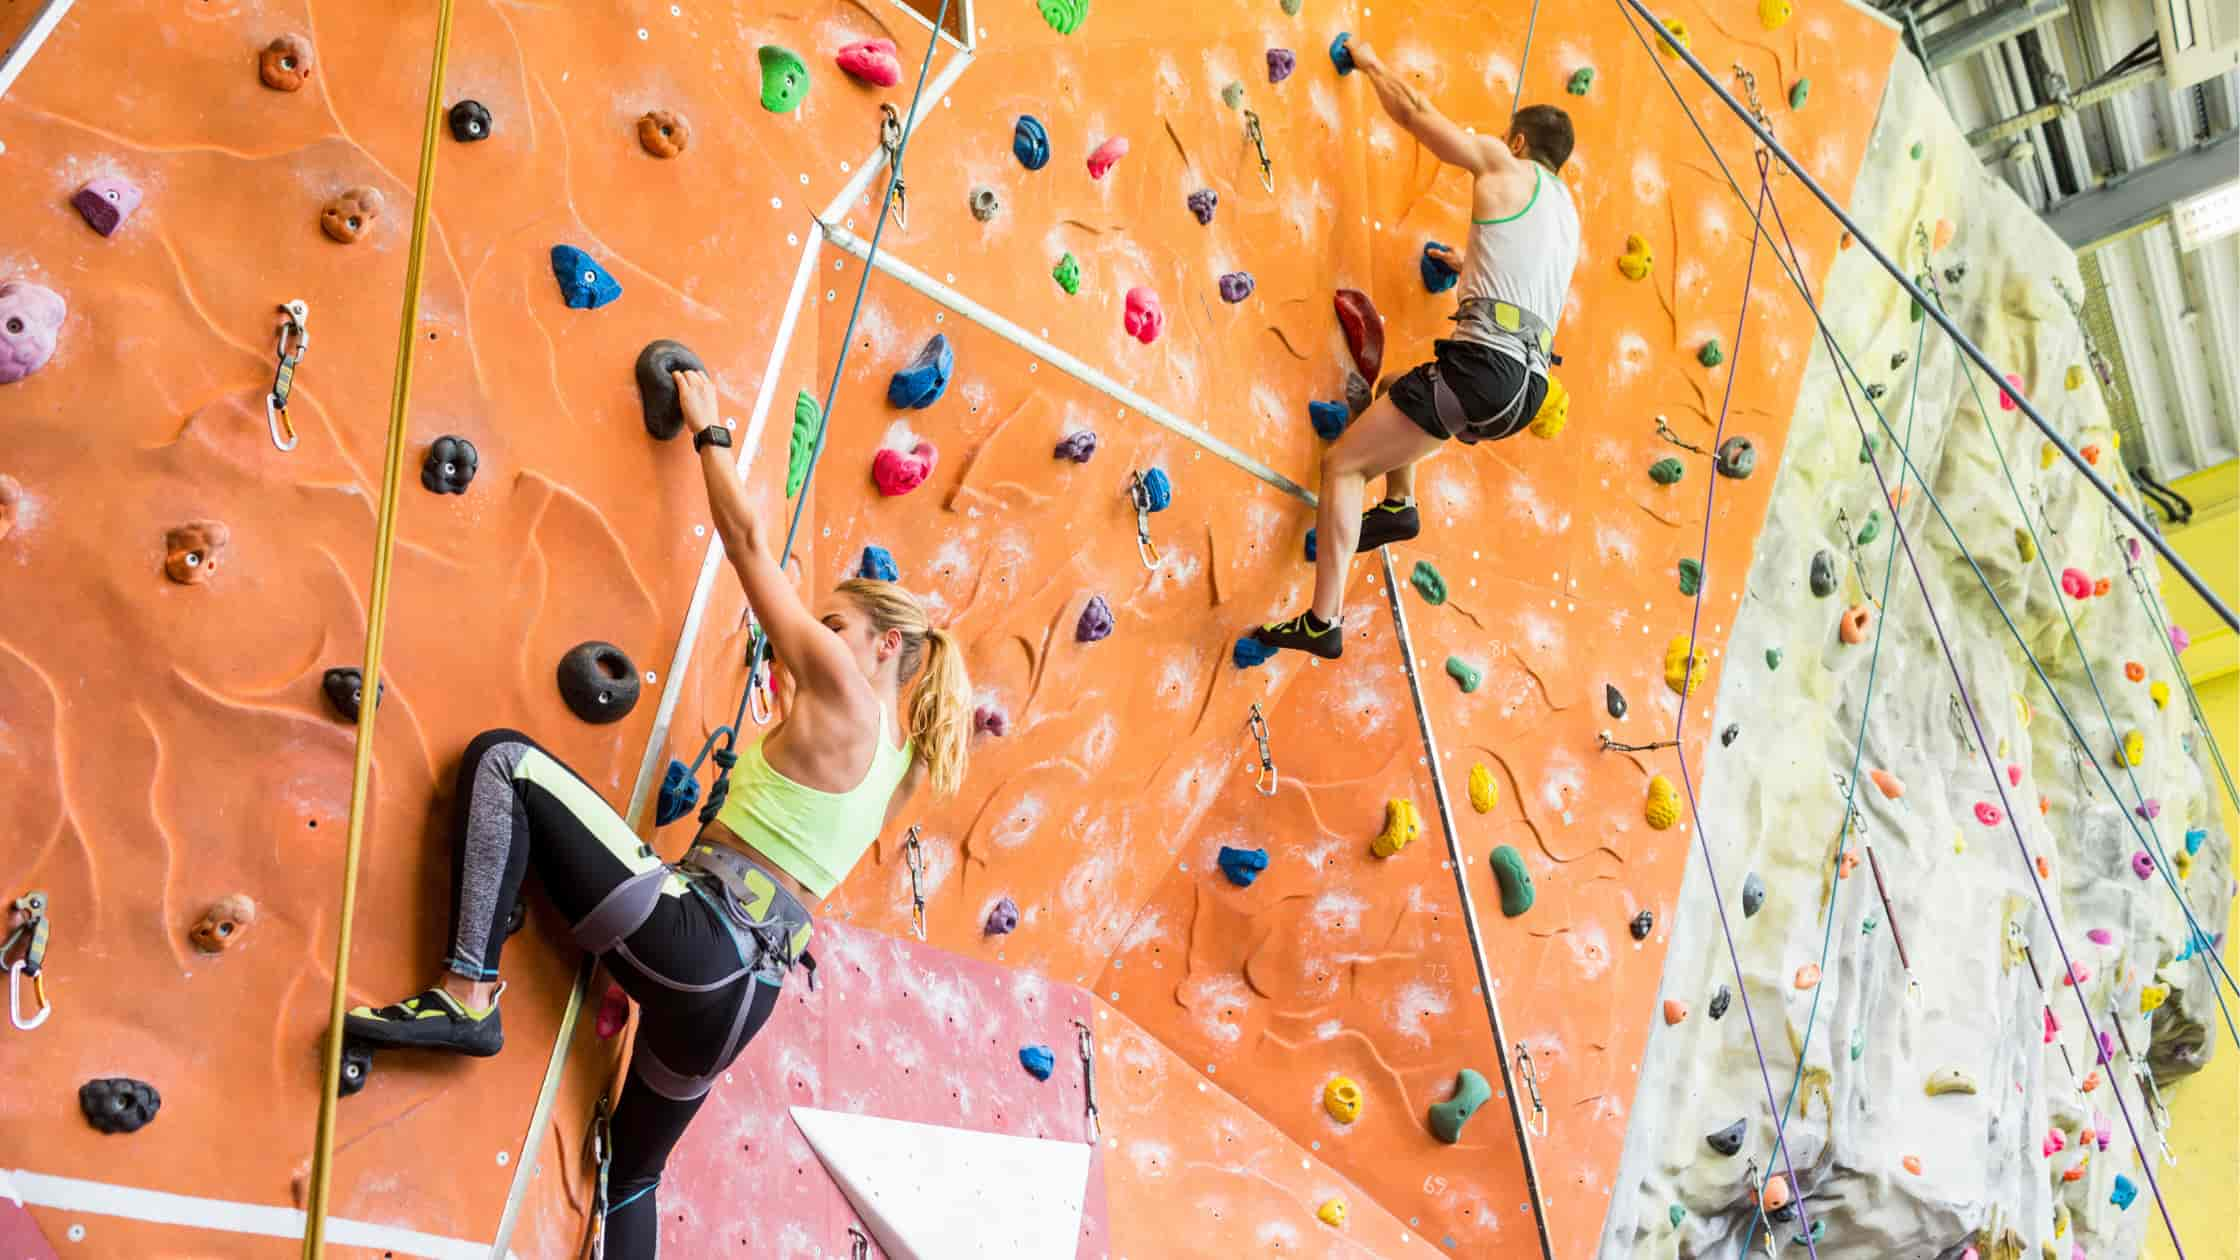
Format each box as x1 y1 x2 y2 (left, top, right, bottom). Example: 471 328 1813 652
872 440 937 496
836 38 901 87
1334 289 1384 383
2059 567 2091 599
1123 287 1164 344
596 981 630 1038
1998 373 2024 412
1087 136 1129 179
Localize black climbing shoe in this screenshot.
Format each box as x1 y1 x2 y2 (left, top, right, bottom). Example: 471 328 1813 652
1357 499 1421 552
1252 611 1343 660
344 985 504 1057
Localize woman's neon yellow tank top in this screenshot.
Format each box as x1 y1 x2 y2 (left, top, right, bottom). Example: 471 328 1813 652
715 711 913 899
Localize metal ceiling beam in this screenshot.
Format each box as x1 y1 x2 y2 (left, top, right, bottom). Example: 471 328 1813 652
1966 64 2166 146
1925 0 2071 69
2047 128 2240 248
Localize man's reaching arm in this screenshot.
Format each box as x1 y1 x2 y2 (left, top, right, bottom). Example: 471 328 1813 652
1349 39 1518 178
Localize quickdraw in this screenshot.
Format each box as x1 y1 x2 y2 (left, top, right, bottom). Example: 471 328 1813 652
4 890 51 1031
849 1226 870 1260
1243 108 1273 193
1247 703 1277 796
1653 413 1707 455
1072 1016 1100 1142
1127 470 1162 571
744 622 775 726
1513 1042 1547 1138
1946 693 1975 756
1730 65 1778 171
584 1095 613 1259
879 104 909 229
266 300 310 452
903 825 927 941
1835 508 1880 612
1598 732 1678 754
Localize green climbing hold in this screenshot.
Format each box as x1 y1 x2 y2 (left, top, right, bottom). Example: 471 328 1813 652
1909 296 1923 323
1668 1204 1686 1228
1445 656 1481 693
1052 252 1081 295
1765 647 1783 670
1650 457 1685 485
1677 558 1701 596
1428 1069 1491 1143
1490 845 1534 917
1410 560 1447 606
1698 339 1724 368
1861 913 1879 934
1221 80 1245 109
1909 140 1924 160
1038 0 1089 35
1856 509 1882 546
1859 434 1879 463
1849 1027 1864 1061
1280 0 1302 14
1789 79 1809 109
1567 67 1594 95
757 46 810 113
786 390 823 497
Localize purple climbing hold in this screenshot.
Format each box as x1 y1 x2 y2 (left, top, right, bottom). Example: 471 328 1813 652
0 279 66 384
73 177 143 237
1267 48 1296 82
2096 1029 2115 1064
985 895 1020 936
973 703 1009 736
1219 271 1255 303
1054 430 1097 462
1187 188 1218 225
1233 635 1277 669
1077 595 1114 642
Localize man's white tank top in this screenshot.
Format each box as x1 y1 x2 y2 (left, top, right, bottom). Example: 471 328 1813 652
1454 164 1581 365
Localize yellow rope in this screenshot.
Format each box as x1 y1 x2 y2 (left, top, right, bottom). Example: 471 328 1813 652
300 2 456 1254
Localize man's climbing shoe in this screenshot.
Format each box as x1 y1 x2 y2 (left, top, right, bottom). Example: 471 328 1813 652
344 986 504 1057
1357 498 1420 552
1252 611 1342 660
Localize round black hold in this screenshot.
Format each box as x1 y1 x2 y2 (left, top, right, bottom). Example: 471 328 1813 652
1605 684 1627 719
1629 909 1654 940
1720 724 1740 747
1708 984 1731 1020
80 1077 161 1134
448 99 493 142
635 339 707 441
1706 1118 1746 1157
1809 550 1837 598
557 640 640 724
421 435 479 494
339 1043 374 1097
322 667 382 722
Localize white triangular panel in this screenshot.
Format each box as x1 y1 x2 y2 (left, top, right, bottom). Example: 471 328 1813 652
790 1107 1091 1259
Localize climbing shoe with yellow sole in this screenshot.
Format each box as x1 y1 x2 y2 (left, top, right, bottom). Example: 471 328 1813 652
344 985 504 1057
1357 498 1420 552
1251 611 1342 660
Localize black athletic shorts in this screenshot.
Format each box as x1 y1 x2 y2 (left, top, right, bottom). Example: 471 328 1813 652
1389 338 1547 444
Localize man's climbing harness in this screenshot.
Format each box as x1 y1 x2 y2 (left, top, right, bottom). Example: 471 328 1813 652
1127 470 1162 570
1242 108 1273 193
1247 702 1277 796
903 825 927 941
879 104 908 229
1072 1016 1100 1142
4 890 51 1031
265 299 309 452
1513 1042 1546 1138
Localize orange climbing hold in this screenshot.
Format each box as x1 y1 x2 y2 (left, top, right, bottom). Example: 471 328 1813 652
1761 1174 1792 1211
1902 1154 1923 1175
1662 999 1688 1025
2080 444 2100 465
1837 850 1859 879
1794 963 1822 990
1868 769 1904 799
1838 604 1873 644
2123 661 2145 682
1931 218 1954 251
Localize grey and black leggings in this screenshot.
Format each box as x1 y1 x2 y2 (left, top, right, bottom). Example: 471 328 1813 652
447 728 792 1260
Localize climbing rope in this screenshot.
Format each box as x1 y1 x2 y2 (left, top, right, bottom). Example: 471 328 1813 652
299 2 457 1255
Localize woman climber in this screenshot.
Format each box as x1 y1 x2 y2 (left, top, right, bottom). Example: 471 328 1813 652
1252 38 1583 660
343 368 972 1258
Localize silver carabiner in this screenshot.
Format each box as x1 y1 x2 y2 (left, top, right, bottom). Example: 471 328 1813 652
1652 413 1706 454
1243 108 1273 193
1072 1016 1100 1142
1247 703 1277 796
879 104 908 229
1127 471 1161 571
266 300 309 452
849 1226 870 1260
1514 1042 1547 1137
903 825 927 941
745 627 775 726
8 961 49 1031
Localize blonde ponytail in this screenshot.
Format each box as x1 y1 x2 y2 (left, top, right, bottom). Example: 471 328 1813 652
834 578 972 797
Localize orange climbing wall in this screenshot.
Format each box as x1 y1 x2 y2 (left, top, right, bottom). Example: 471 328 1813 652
0 0 1895 1257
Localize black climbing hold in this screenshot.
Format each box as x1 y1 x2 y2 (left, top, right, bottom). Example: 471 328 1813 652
1345 372 1373 417
1714 435 1757 479
420 435 479 494
322 667 382 722
80 1077 161 1134
556 641 641 724
634 339 707 440
1706 1118 1746 1157
338 1042 374 1097
1720 724 1740 747
448 99 493 142
1709 984 1731 1019
1741 873 1766 917
1629 909 1655 940
1606 685 1627 719
1809 550 1837 598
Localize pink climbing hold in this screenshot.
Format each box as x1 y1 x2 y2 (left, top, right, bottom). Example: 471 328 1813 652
2059 567 2092 599
2134 798 2159 820
0 279 66 384
2006 763 2022 786
2130 850 2154 879
2086 928 2113 946
2043 1007 2058 1042
1974 802 2003 826
73 177 143 236
596 982 630 1038
836 38 901 87
2042 1129 2064 1156
2171 623 2191 653
872 440 937 496
1087 135 1129 179
1123 286 1164 344
2063 962 2090 986
974 704 1009 736
1333 288 1386 383
1998 374 2024 411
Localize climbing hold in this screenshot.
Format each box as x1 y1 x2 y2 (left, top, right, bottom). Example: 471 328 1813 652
1998 373 2023 411
319 186 383 244
1662 634 1705 695
786 392 823 497
550 245 622 310
2063 961 2090 987
0 474 21 542
1868 769 1904 799
1567 67 1594 95
1741 872 1766 917
1333 289 1385 383
1706 1119 1746 1157
1232 636 1278 669
1855 511 1883 545
985 896 1020 936
2081 446 2100 469
1186 189 1218 225
72 177 142 236
1372 798 1421 859
1013 115 1051 170
1649 457 1685 485
2058 567 2092 598
1053 429 1096 463
1668 1205 1687 1228
756 45 810 113
2042 1129 2065 1156
1765 647 1782 670
1617 234 1653 281
1794 963 1821 991
2085 928 2113 945
2111 1174 2137 1210
1909 140 1925 161
1307 400 1350 440
2129 851 2154 879
1974 802 2003 826
2172 623 2192 653
655 759 700 826
970 187 1001 222
1925 1068 1978 1096
2135 798 2160 820
2065 364 2084 390
1217 846 1270 887
189 894 257 954
1644 776 1679 830
1698 340 1724 368
1268 48 1296 82
1467 763 1497 814
258 33 315 92
887 335 955 410
1436 656 1480 694
2016 529 2036 563
637 110 690 158
2123 661 2145 683
633 339 706 440
1019 1044 1056 1081
1838 604 1873 645
1138 467 1173 511
1528 374 1570 438
1123 287 1163 344
321 665 384 721
1631 909 1656 941
81 1078 161 1134
1052 252 1082 295
1708 985 1731 1019
1677 558 1701 596
1714 436 1757 479
1759 0 1792 30
1221 81 1246 109
1410 560 1447 606
1490 845 1534 916
420 436 479 495
1316 1199 1348 1228
557 642 641 724
972 704 1007 736
1719 724 1740 747
1606 684 1627 718
1037 0 1089 34
1901 1155 1923 1175
2140 984 2167 1013
447 99 492 142
1657 17 1691 59
2185 827 2208 855
1421 241 1460 293
1427 1069 1489 1144
1218 272 1256 303
1789 79 1809 109
859 545 899 582
1076 595 1114 642
2039 442 2058 469
1328 31 1356 75
2096 1030 2116 1063
1661 998 1687 1024
1322 1076 1362 1124
1087 136 1129 179
162 520 230 585
872 440 938 496
835 38 901 88
2117 729 2143 766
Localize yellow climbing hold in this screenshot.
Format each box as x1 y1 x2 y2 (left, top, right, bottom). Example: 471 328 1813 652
1658 17 1691 58
2140 984 2168 1013
2065 365 2084 391
1322 1076 1363 1124
2040 442 2058 469
1468 763 1499 814
2014 693 2032 727
1925 1068 1979 1096
1372 797 1420 858
1663 634 1706 695
2150 680 2170 709
1644 775 1680 830
1617 233 1653 281
2111 429 2122 450
2119 729 2144 767
1529 373 1569 439
2175 849 2192 879
2015 528 2035 563
1758 0 1792 30
1317 1197 1349 1228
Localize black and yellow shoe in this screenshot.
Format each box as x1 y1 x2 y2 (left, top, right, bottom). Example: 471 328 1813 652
1251 611 1342 660
1358 498 1421 552
344 985 505 1057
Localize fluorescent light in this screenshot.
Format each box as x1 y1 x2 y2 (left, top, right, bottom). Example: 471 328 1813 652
2172 179 2240 251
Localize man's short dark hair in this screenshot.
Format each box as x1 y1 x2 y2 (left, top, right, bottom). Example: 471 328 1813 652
1509 105 1574 173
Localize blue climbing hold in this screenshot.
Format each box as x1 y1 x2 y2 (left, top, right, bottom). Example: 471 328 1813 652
1303 527 1316 562
1141 467 1173 511
1233 635 1277 669
655 759 700 826
2111 1173 2138 1209
1329 31 1355 75
1019 1044 1056 1081
1420 241 1459 294
1218 845 1270 887
859 545 899 581
887 334 954 409
2185 827 2207 855
1308 400 1350 440
550 245 622 310
1013 115 1051 170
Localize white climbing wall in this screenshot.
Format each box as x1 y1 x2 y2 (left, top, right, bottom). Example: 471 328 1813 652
792 1107 1092 1258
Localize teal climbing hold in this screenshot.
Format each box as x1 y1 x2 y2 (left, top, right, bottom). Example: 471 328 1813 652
1567 67 1594 95
1019 1044 1056 1080
786 391 823 497
1849 1027 1864 1060
757 46 810 113
1856 510 1883 546
1420 241 1459 293
1445 656 1481 693
1678 558 1701 596
1233 635 1278 669
1410 560 1447 605
1307 400 1349 440
1427 1069 1490 1144
1765 647 1783 670
1217 845 1269 886
1052 252 1081 295
1668 1204 1686 1228
2186 827 2208 855
1698 339 1724 368
1038 0 1089 35
1140 467 1173 511
1789 79 1809 109
1650 457 1685 486
1909 140 1924 160
1303 527 1316 562
1490 845 1533 916
1329 31 1355 75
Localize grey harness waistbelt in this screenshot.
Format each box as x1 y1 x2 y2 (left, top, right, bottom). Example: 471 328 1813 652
1431 298 1556 440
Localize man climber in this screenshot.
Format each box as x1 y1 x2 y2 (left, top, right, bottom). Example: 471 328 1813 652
1251 39 1581 660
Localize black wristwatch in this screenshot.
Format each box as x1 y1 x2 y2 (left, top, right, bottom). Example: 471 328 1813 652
693 425 733 453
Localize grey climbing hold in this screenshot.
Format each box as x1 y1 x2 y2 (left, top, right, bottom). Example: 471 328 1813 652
1714 435 1757 479
1221 80 1246 109
1054 430 1096 462
81 1078 161 1134
1706 1118 1746 1157
448 99 493 142
1742 873 1766 917
420 435 479 494
1809 550 1837 597
970 187 1000 222
1076 595 1114 642
1345 371 1372 417
557 641 641 724
1187 188 1218 225
634 338 706 440
1629 909 1654 940
1606 684 1627 718
1708 984 1731 1019
985 896 1020 935
1427 1069 1490 1144
322 667 381 722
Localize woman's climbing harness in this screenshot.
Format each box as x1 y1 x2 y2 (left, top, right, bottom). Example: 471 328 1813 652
4 890 51 1031
265 299 309 452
